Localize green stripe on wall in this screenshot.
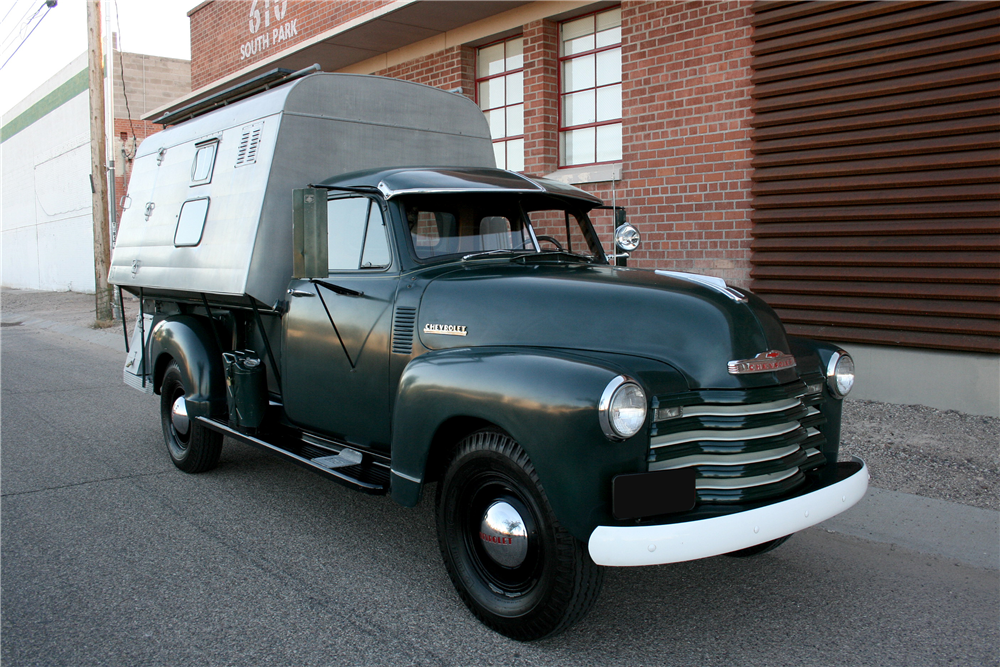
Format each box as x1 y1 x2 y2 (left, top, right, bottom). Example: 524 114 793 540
1 68 90 143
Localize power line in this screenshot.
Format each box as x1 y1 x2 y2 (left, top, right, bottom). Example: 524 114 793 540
0 0 55 72
0 0 38 53
112 0 137 161
0 0 33 29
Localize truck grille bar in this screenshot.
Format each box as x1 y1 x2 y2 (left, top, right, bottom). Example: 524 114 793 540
649 382 827 504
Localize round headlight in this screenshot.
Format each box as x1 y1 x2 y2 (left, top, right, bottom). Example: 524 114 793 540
827 351 855 399
599 376 647 440
614 223 641 252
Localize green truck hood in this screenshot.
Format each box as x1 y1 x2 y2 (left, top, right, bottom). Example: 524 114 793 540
416 260 796 390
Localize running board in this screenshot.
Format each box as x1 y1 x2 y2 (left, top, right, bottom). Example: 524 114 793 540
196 417 388 495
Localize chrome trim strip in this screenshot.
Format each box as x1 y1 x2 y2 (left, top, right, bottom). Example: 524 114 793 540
695 468 799 490
391 468 422 484
667 398 802 420
588 458 869 566
655 270 747 302
376 184 545 199
649 444 801 471
651 422 800 449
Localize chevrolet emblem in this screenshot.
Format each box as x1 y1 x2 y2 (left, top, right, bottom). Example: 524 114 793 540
728 350 796 375
423 323 468 336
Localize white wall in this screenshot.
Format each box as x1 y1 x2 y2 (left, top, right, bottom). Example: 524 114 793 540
843 343 1000 418
1 53 96 292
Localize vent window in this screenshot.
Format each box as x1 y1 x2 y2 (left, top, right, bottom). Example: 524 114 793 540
235 123 262 167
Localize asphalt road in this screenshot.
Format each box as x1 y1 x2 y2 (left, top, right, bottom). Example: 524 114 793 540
2 321 997 666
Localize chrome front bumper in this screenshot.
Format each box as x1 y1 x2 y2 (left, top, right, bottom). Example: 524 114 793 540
588 457 869 567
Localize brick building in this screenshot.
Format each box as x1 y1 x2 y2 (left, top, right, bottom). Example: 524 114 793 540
147 0 999 415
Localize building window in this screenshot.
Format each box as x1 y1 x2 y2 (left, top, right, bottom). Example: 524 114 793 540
559 7 622 167
477 37 524 172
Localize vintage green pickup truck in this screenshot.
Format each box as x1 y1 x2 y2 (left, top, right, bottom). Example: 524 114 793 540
111 71 867 640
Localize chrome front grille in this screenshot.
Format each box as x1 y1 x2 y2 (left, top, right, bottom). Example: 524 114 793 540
649 383 827 504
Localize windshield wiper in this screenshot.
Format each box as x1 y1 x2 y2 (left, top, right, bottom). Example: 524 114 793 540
513 250 594 264
461 248 528 261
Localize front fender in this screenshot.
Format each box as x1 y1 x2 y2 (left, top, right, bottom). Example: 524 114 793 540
149 315 226 419
389 347 654 541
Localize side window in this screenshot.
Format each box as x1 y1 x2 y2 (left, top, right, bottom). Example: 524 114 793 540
190 140 218 185
174 198 210 247
327 196 391 271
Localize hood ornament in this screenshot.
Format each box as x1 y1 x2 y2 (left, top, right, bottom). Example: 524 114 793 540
728 350 796 375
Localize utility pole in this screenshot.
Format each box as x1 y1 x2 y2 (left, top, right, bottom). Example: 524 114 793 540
87 0 113 321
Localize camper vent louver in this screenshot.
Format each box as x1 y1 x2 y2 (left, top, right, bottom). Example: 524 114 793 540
235 123 262 167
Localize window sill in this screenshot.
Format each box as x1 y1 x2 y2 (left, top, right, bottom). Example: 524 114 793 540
543 163 622 185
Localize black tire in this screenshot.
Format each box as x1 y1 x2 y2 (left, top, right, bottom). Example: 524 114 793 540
725 535 792 558
160 360 222 473
435 429 603 641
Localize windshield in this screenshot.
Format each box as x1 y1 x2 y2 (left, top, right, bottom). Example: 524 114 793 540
400 194 606 262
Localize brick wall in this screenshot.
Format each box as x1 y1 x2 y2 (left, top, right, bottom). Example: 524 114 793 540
113 51 191 118
189 0 393 90
112 118 162 226
617 0 754 284
522 20 559 177
374 45 476 99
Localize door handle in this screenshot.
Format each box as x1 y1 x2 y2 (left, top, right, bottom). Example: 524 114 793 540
287 289 314 298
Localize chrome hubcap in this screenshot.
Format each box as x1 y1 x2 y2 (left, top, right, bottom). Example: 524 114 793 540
170 395 190 435
479 500 528 568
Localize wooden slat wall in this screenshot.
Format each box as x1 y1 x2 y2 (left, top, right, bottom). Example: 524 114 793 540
749 1 1000 354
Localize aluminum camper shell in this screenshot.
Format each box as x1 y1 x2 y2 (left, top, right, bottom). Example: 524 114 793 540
108 73 495 307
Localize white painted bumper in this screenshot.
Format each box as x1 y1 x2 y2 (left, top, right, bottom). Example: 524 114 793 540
588 458 869 567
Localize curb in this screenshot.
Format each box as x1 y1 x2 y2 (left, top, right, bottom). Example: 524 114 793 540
820 486 998 570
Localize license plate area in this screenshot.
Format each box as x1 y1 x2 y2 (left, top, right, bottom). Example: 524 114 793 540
612 468 696 520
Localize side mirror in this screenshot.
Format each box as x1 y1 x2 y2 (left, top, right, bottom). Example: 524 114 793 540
292 188 328 279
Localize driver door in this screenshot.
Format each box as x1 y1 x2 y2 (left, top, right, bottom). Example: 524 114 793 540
282 194 397 451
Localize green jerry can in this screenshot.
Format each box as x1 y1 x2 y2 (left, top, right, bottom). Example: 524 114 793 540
223 351 267 433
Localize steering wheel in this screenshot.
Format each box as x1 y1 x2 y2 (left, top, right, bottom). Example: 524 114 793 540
535 235 564 251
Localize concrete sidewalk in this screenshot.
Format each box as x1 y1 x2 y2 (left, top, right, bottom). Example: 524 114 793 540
3 289 997 571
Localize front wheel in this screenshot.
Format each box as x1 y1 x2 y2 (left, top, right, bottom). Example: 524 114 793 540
436 429 603 641
160 360 222 473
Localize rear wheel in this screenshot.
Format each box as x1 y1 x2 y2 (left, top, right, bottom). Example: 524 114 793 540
160 360 222 473
436 429 603 641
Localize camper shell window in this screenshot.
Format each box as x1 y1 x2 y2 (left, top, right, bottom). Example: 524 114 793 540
190 140 219 185
174 198 210 247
